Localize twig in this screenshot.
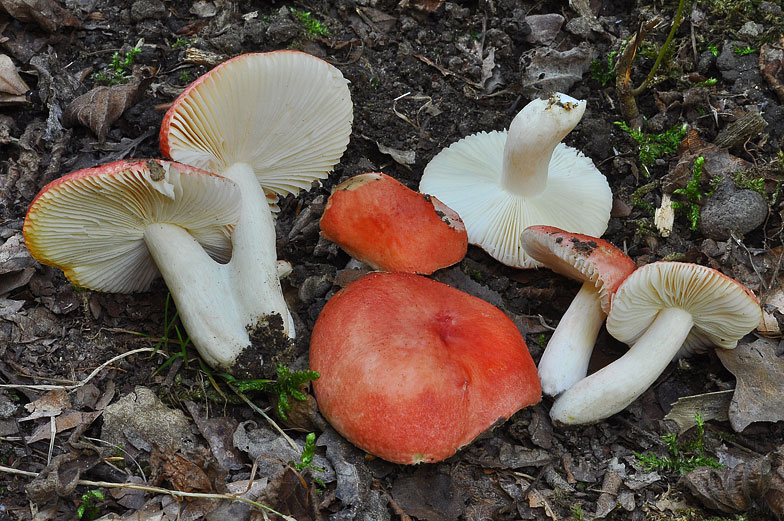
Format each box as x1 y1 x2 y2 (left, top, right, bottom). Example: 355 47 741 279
0 465 294 520
225 383 299 451
0 348 161 392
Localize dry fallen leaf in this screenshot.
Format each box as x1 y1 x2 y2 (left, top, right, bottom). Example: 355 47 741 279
0 54 30 106
681 452 775 514
26 410 101 443
664 390 733 433
716 338 784 432
0 0 81 32
20 388 70 421
62 67 155 142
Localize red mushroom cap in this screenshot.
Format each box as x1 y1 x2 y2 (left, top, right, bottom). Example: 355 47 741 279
521 225 636 313
309 272 541 464
320 173 468 274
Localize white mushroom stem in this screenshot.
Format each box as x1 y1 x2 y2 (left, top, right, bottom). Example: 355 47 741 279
501 93 586 197
142 162 295 371
143 224 247 368
221 162 295 336
550 307 693 425
538 284 606 397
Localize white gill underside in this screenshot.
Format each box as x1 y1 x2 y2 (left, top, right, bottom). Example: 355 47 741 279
25 164 239 293
419 131 612 268
165 52 353 198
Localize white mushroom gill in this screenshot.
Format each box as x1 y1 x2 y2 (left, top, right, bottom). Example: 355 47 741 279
419 93 612 268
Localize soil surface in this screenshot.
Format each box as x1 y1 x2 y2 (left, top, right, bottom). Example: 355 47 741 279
2 0 784 520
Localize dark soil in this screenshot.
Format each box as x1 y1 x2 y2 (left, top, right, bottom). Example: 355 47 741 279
2 0 784 520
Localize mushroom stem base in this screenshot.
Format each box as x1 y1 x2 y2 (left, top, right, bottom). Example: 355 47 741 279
550 307 693 424
538 283 605 397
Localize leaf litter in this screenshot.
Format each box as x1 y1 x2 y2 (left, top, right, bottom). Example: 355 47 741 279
1 0 784 520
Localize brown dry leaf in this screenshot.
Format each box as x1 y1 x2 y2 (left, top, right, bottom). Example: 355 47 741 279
681 453 774 514
62 67 155 142
20 388 70 421
0 54 30 106
150 449 214 494
26 411 101 443
760 35 784 104
663 390 733 433
183 401 245 472
260 468 322 521
0 0 81 32
716 338 784 432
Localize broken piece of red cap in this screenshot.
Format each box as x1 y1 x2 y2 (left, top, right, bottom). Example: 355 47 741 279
309 272 541 464
521 225 635 396
320 173 468 274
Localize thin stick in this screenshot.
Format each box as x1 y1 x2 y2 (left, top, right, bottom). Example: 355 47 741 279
226 384 299 451
0 465 294 520
0 348 160 392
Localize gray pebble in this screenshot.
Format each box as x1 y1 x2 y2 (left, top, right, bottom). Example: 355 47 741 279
700 180 768 240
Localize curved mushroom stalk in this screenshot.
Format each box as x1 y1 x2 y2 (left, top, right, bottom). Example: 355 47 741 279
502 93 586 196
521 226 636 397
549 307 692 425
221 162 295 337
537 283 605 396
143 223 248 369
549 261 762 425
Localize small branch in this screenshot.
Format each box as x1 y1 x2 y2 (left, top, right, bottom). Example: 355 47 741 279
0 465 294 520
0 348 161 392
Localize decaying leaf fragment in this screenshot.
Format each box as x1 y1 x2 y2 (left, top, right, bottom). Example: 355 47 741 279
681 452 778 514
0 0 81 32
664 390 733 433
0 54 30 106
716 338 784 432
62 66 155 142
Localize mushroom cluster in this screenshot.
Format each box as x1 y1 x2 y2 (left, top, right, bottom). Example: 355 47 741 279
24 50 353 376
22 41 762 471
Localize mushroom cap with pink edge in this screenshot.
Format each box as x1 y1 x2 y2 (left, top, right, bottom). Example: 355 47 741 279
319 172 468 274
23 159 240 293
520 225 636 313
309 272 541 464
159 50 353 201
607 261 762 357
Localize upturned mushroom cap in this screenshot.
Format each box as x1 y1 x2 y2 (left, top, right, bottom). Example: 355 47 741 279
607 261 762 356
160 50 353 199
419 93 611 268
310 272 541 464
23 159 240 293
320 172 468 274
521 225 635 313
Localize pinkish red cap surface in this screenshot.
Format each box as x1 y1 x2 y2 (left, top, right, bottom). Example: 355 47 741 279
309 272 541 464
521 225 636 313
320 173 468 274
